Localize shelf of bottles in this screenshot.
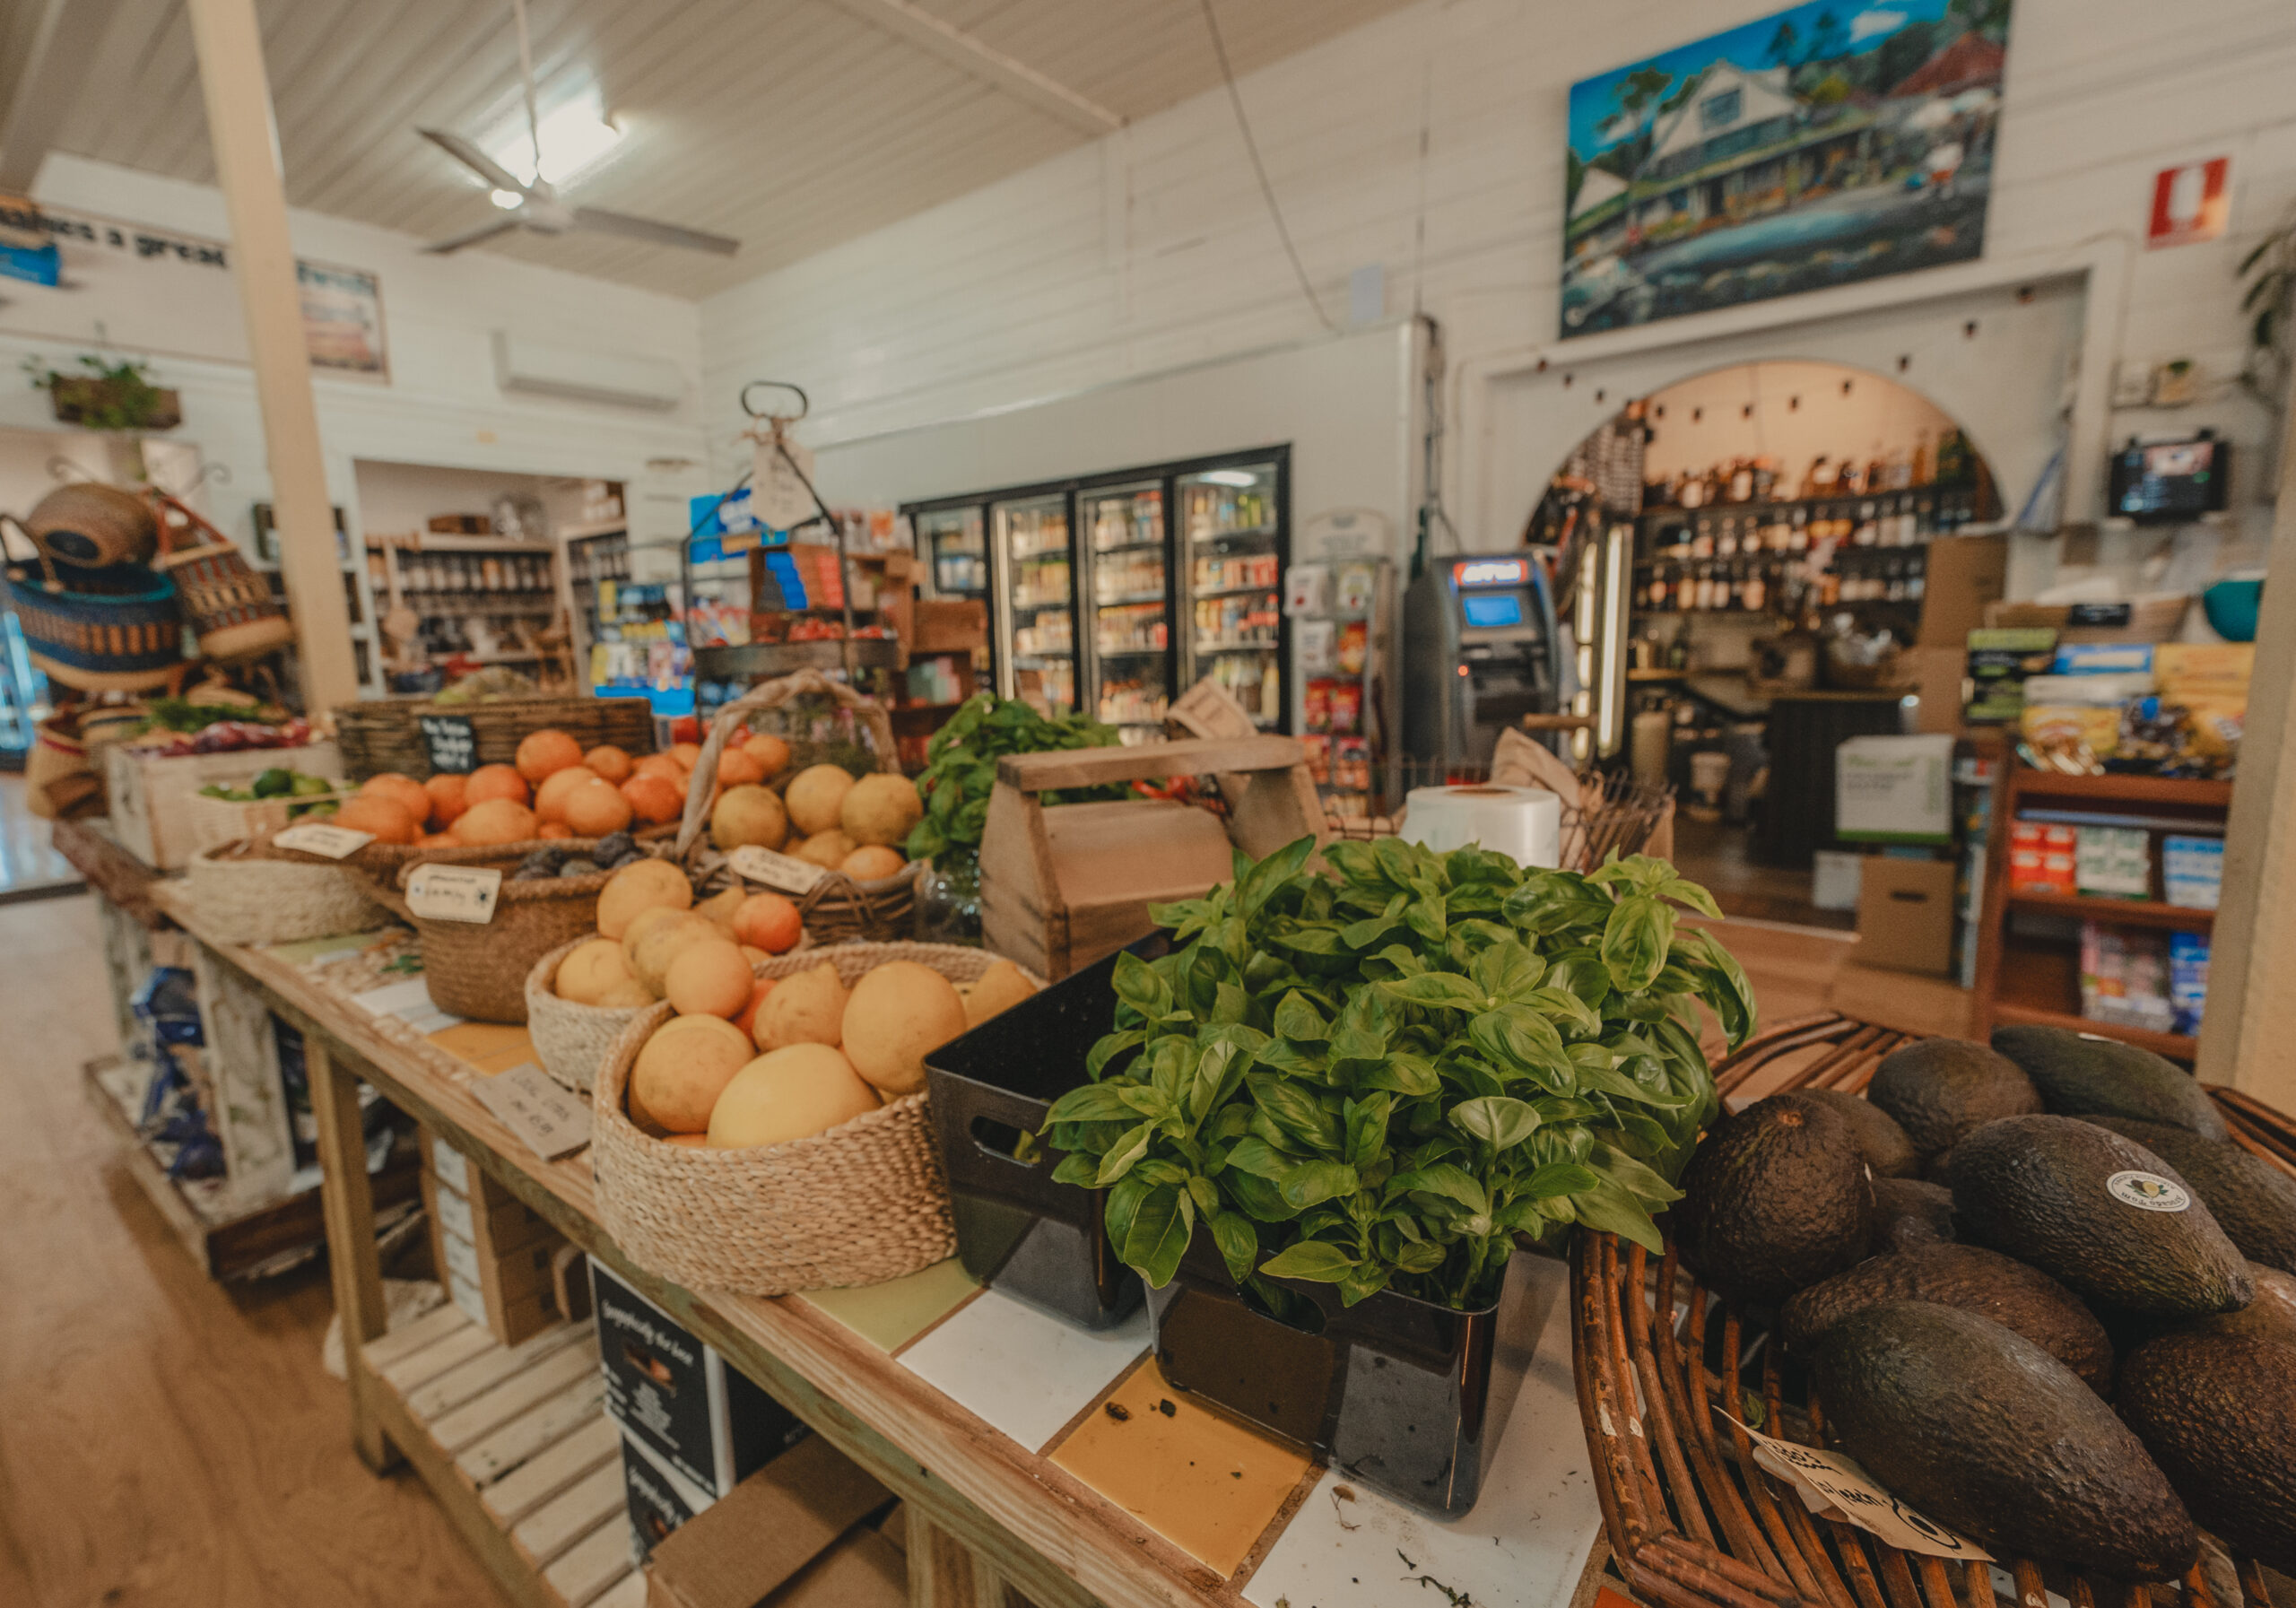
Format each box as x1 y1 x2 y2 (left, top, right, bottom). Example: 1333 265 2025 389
1634 434 1990 621
1181 465 1283 728
1087 482 1170 745
998 493 1076 715
367 543 562 668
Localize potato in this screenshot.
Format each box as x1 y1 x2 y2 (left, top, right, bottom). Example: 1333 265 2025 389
631 1015 753 1134
840 961 967 1098
596 857 691 940
707 1044 880 1149
753 963 848 1050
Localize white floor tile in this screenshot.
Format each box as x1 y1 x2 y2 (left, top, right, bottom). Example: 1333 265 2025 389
897 1290 1149 1453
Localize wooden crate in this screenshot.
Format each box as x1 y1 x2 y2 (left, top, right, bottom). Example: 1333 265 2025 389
103 739 344 869
425 1128 569 1347
361 1304 646 1608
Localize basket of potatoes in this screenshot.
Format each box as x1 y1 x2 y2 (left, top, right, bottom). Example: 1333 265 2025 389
590 932 1043 1296
674 670 924 943
526 855 808 1094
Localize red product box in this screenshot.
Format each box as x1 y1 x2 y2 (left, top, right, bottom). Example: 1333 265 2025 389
2009 820 2076 895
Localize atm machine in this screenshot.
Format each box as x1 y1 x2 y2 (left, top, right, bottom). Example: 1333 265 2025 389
1402 551 1564 774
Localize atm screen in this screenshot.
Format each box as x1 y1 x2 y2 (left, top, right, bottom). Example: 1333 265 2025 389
1461 593 1524 628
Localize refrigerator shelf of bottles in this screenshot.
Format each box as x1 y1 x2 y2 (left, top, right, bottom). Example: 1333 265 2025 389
1192 582 1277 601
1091 538 1167 556
1196 639 1279 655
1189 524 1279 545
1010 543 1071 562
1097 646 1166 658
1010 597 1071 615
1095 591 1167 608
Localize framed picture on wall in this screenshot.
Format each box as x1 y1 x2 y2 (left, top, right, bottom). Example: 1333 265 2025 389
298 259 388 380
1562 0 2012 338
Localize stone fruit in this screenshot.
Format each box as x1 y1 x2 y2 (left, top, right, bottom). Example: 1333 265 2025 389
584 743 633 783
515 728 585 784
708 1044 879 1149
785 764 856 837
710 784 788 851
360 772 431 824
962 959 1038 1029
665 938 754 1019
732 978 776 1042
621 772 683 826
631 1014 752 1133
465 763 530 807
596 856 691 939
422 772 468 828
754 963 849 1049
741 733 791 778
840 961 967 1098
451 797 537 846
732 893 802 954
841 772 924 847
794 830 854 869
630 911 722 995
840 844 905 881
562 778 635 838
556 938 654 1007
533 764 601 823
335 793 418 845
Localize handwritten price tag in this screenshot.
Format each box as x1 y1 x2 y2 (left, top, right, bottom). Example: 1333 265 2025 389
469 1061 592 1160
727 844 825 895
273 821 375 858
405 864 503 924
1733 1419 1992 1560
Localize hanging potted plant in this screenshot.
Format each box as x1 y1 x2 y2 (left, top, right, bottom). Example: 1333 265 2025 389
24 352 182 432
933 836 1752 1517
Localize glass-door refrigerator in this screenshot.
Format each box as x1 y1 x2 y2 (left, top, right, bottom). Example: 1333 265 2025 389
992 491 1076 716
917 504 993 690
1178 456 1286 729
1081 479 1169 743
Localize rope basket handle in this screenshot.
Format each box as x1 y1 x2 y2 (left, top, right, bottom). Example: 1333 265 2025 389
674 668 902 857
146 489 238 559
0 513 64 593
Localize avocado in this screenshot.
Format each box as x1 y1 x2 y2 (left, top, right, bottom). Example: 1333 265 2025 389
1813 1301 2196 1579
1674 1092 1874 1306
2074 1116 2296 1273
1949 1116 2253 1318
1990 1023 2229 1141
1795 1088 1919 1178
1780 1242 2114 1392
251 766 292 797
2117 1329 2296 1574
1871 1177 1956 1253
2194 1263 2296 1349
1866 1039 2042 1158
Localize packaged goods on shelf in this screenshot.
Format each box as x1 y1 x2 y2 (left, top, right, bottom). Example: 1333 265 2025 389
2162 834 2223 909
1964 628 2057 724
2079 921 2176 1034
2170 930 2211 1035
2074 825 2151 900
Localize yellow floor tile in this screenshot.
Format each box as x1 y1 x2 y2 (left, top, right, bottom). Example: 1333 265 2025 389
1049 1354 1312 1577
430 1020 535 1073
800 1259 981 1352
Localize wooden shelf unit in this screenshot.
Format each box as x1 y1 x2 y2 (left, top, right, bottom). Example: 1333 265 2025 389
1972 766 2227 1061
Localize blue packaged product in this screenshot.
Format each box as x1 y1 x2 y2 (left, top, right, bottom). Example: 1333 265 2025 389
2170 930 2210 1037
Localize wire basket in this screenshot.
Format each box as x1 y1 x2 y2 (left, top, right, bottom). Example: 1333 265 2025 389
1326 761 1672 874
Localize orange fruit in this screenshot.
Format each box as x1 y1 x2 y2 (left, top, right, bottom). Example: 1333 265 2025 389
466 763 529 807
563 777 636 837
584 743 634 784
671 741 703 771
733 978 778 1043
360 772 430 825
717 748 766 787
730 892 803 955
422 772 468 828
452 797 538 846
515 728 585 785
665 939 754 1019
538 821 573 839
336 794 419 845
635 752 684 785
622 772 683 826
742 734 791 778
534 764 602 823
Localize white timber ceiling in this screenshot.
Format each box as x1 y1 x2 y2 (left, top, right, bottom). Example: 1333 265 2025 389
3 0 1417 299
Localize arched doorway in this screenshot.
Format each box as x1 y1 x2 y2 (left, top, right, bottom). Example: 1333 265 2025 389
1530 358 2003 930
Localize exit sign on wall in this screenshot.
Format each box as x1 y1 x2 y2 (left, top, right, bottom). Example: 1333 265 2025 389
2149 158 2231 249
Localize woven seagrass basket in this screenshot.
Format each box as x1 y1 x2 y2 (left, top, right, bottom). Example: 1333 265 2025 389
525 934 653 1096
590 941 1024 1295
392 843 612 1023
185 837 384 945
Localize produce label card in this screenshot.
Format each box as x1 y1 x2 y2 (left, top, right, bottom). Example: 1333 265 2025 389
273 821 374 858
727 845 824 895
1733 1420 1992 1560
405 864 503 923
471 1061 592 1160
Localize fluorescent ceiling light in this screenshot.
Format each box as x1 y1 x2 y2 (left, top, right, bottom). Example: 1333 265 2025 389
481 86 623 188
1197 469 1259 487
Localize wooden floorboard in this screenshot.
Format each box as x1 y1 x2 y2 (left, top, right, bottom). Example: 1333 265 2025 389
0 891 507 1608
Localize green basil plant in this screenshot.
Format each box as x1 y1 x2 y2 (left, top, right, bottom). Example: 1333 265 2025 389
904 694 1129 871
1038 837 1755 1313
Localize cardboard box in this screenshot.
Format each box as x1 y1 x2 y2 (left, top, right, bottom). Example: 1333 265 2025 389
2163 835 2223 909
422 1132 566 1345
1917 535 2007 648
1900 646 1968 734
592 1261 811 1497
622 1429 714 1563
104 739 343 869
909 597 987 655
1856 856 1959 977
2075 826 2151 899
2009 821 2077 896
1835 734 1954 844
643 1434 897 1608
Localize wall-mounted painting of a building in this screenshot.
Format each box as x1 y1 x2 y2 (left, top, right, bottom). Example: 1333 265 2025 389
1562 0 2010 338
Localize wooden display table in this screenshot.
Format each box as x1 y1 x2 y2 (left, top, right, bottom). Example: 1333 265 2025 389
159 883 1618 1608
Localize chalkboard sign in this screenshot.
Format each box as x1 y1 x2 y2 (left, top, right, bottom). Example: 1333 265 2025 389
2066 602 2133 628
419 713 478 774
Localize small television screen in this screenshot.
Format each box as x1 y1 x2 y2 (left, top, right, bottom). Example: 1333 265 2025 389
1462 593 1524 628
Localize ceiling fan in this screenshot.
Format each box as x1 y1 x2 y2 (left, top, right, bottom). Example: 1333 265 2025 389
417 0 738 258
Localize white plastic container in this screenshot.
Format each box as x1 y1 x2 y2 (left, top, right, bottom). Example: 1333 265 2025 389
1399 784 1562 868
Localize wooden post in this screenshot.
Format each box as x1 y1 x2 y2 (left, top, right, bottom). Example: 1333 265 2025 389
184 0 361 713
2195 386 2296 1108
308 1035 397 1473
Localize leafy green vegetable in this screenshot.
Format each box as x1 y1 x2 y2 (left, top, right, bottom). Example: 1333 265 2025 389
1040 840 1753 1310
902 693 1129 869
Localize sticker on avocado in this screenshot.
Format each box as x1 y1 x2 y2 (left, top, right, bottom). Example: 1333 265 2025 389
2108 1169 2191 1213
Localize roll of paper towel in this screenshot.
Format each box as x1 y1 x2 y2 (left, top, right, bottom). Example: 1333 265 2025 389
1399 785 1563 868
